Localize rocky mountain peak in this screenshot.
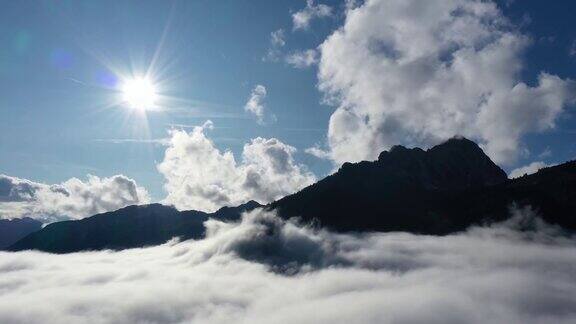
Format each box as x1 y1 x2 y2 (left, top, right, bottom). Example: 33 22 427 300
376 137 507 190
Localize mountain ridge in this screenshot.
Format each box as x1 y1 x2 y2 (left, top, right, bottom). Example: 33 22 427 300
0 217 43 248
7 137 576 253
8 201 262 253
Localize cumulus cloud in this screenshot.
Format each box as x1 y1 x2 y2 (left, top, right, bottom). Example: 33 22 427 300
157 122 315 212
244 85 270 124
0 174 150 222
509 161 551 178
286 49 319 69
315 0 576 165
1 208 576 323
292 0 332 31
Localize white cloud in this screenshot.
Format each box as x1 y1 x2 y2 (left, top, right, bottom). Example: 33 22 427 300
569 40 576 57
157 122 315 212
344 0 361 10
264 29 286 62
1 208 576 323
293 0 332 31
286 49 319 69
538 147 552 158
509 161 551 178
305 146 332 159
0 174 150 222
315 0 576 165
244 85 273 124
271 29 285 47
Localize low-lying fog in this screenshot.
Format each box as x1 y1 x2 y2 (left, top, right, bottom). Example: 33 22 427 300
1 207 575 324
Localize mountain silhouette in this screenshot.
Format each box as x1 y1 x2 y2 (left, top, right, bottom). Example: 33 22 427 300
0 217 43 248
8 200 261 253
271 138 575 233
377 137 508 189
6 138 576 253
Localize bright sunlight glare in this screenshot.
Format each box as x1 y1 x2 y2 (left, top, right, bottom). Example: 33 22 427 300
121 77 158 110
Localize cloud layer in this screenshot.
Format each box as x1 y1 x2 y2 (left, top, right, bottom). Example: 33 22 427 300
316 0 576 165
0 174 150 222
1 208 575 323
158 122 315 212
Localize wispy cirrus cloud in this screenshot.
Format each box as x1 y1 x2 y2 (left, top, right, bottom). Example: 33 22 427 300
93 138 170 145
569 40 576 57
264 29 286 62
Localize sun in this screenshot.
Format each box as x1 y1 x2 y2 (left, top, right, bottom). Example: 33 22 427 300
121 77 158 110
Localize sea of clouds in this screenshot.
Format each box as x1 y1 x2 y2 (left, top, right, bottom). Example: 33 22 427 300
1 208 575 324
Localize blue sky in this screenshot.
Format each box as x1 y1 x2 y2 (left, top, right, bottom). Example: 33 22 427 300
1 0 575 205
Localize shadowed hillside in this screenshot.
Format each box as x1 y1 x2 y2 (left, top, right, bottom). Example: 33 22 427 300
0 217 43 248
7 138 576 253
8 201 261 253
271 138 576 234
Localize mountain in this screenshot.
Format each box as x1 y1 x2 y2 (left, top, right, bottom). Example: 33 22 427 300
8 201 261 253
6 137 576 253
271 138 575 234
0 217 43 248
376 137 507 189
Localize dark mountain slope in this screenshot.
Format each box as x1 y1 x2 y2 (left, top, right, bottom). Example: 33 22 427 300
8 201 261 253
270 139 575 234
466 160 576 229
376 137 507 190
0 217 43 248
7 138 576 253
